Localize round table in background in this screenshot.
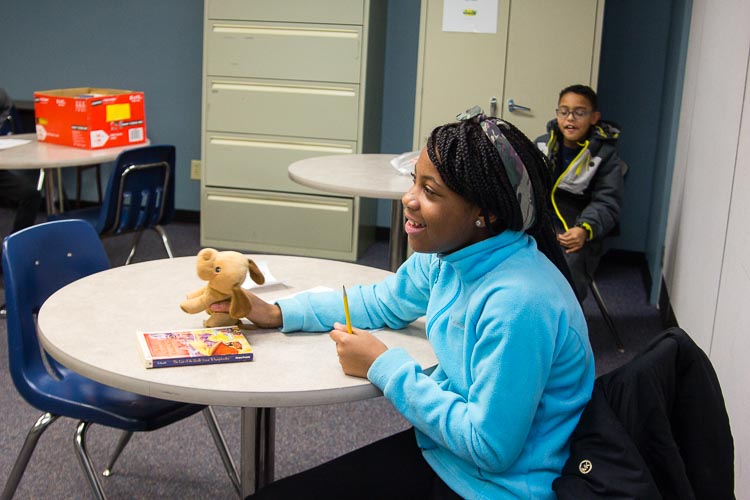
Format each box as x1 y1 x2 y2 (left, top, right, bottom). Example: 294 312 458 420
288 154 413 272
0 133 149 214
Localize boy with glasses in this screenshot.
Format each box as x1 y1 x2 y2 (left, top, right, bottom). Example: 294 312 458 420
535 84 625 301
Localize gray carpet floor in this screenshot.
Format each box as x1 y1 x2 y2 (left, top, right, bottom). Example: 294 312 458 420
0 209 664 499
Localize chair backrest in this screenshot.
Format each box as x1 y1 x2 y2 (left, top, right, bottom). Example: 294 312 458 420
554 327 734 498
1 220 111 407
0 104 22 135
96 145 176 235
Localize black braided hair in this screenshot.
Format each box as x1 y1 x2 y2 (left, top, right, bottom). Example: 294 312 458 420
426 118 574 287
559 84 598 110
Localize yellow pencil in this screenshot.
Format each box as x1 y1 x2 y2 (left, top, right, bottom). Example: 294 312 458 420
342 285 353 334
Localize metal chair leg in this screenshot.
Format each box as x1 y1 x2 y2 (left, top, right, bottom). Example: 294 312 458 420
102 431 133 477
74 421 107 500
590 280 625 353
125 226 172 265
202 407 241 497
1 413 59 500
36 169 45 193
124 231 144 266
153 225 174 259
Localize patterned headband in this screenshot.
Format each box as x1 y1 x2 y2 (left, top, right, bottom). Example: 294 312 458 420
456 105 536 231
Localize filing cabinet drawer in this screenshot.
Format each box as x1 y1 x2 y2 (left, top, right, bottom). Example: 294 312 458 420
206 21 363 83
206 78 360 140
201 0 384 261
205 133 356 193
202 189 354 252
206 0 364 25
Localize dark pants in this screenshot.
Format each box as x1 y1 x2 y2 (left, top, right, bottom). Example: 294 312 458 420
248 429 463 500
553 216 605 302
0 170 41 234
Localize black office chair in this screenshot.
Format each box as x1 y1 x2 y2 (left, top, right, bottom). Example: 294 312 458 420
0 104 21 135
0 103 40 320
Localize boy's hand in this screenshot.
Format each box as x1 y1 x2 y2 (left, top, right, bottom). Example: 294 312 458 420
557 226 588 253
329 323 388 378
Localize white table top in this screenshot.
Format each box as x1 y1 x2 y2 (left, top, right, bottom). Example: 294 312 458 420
0 133 147 170
288 154 413 200
37 255 436 409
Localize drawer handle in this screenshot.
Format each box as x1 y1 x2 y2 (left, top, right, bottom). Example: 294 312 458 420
208 195 350 212
213 24 360 39
212 81 356 97
210 137 354 154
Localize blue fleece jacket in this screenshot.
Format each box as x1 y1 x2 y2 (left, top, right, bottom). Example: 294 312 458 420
278 231 594 499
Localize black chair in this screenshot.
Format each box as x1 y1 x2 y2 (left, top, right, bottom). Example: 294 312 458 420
589 279 625 352
49 144 176 265
0 104 21 135
588 160 629 353
554 327 734 498
1 220 240 498
0 102 42 320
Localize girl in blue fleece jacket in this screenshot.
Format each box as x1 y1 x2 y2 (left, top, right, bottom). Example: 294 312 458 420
236 108 594 499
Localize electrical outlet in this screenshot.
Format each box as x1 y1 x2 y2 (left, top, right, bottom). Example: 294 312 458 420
190 159 201 180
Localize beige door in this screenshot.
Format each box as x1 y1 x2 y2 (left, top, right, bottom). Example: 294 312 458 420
412 0 511 147
413 0 604 147
502 0 603 137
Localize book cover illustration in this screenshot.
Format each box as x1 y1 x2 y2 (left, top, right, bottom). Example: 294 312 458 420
137 325 254 368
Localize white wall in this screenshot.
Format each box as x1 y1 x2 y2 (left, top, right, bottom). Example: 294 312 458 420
712 64 750 495
664 0 750 491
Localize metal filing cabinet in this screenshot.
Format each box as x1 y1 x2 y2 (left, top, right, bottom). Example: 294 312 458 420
201 0 386 260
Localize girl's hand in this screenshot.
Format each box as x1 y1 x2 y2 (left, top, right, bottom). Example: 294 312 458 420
329 322 388 378
209 289 283 328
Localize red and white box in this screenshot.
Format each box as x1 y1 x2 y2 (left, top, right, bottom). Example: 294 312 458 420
34 87 147 149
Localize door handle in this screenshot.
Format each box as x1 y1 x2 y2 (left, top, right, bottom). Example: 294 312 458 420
507 99 531 113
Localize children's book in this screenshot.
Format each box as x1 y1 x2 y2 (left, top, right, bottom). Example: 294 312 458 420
136 325 253 368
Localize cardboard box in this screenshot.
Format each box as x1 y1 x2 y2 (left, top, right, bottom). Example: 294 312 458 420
34 87 147 149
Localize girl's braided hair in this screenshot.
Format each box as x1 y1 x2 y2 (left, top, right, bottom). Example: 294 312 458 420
426 118 573 285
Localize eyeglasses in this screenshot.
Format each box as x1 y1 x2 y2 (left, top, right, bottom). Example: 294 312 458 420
555 107 592 119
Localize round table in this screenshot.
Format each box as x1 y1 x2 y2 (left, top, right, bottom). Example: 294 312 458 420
38 254 435 497
0 133 149 214
288 154 413 272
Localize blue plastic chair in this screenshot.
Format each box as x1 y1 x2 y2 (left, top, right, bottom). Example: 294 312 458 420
49 145 176 265
0 220 240 499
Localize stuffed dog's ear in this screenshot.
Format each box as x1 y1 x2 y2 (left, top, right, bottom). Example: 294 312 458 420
228 284 252 319
247 259 265 285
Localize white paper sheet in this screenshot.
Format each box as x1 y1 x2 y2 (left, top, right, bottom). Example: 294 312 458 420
0 138 31 150
242 260 282 290
442 0 498 33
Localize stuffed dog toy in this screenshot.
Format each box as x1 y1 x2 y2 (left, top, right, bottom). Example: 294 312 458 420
180 248 265 327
